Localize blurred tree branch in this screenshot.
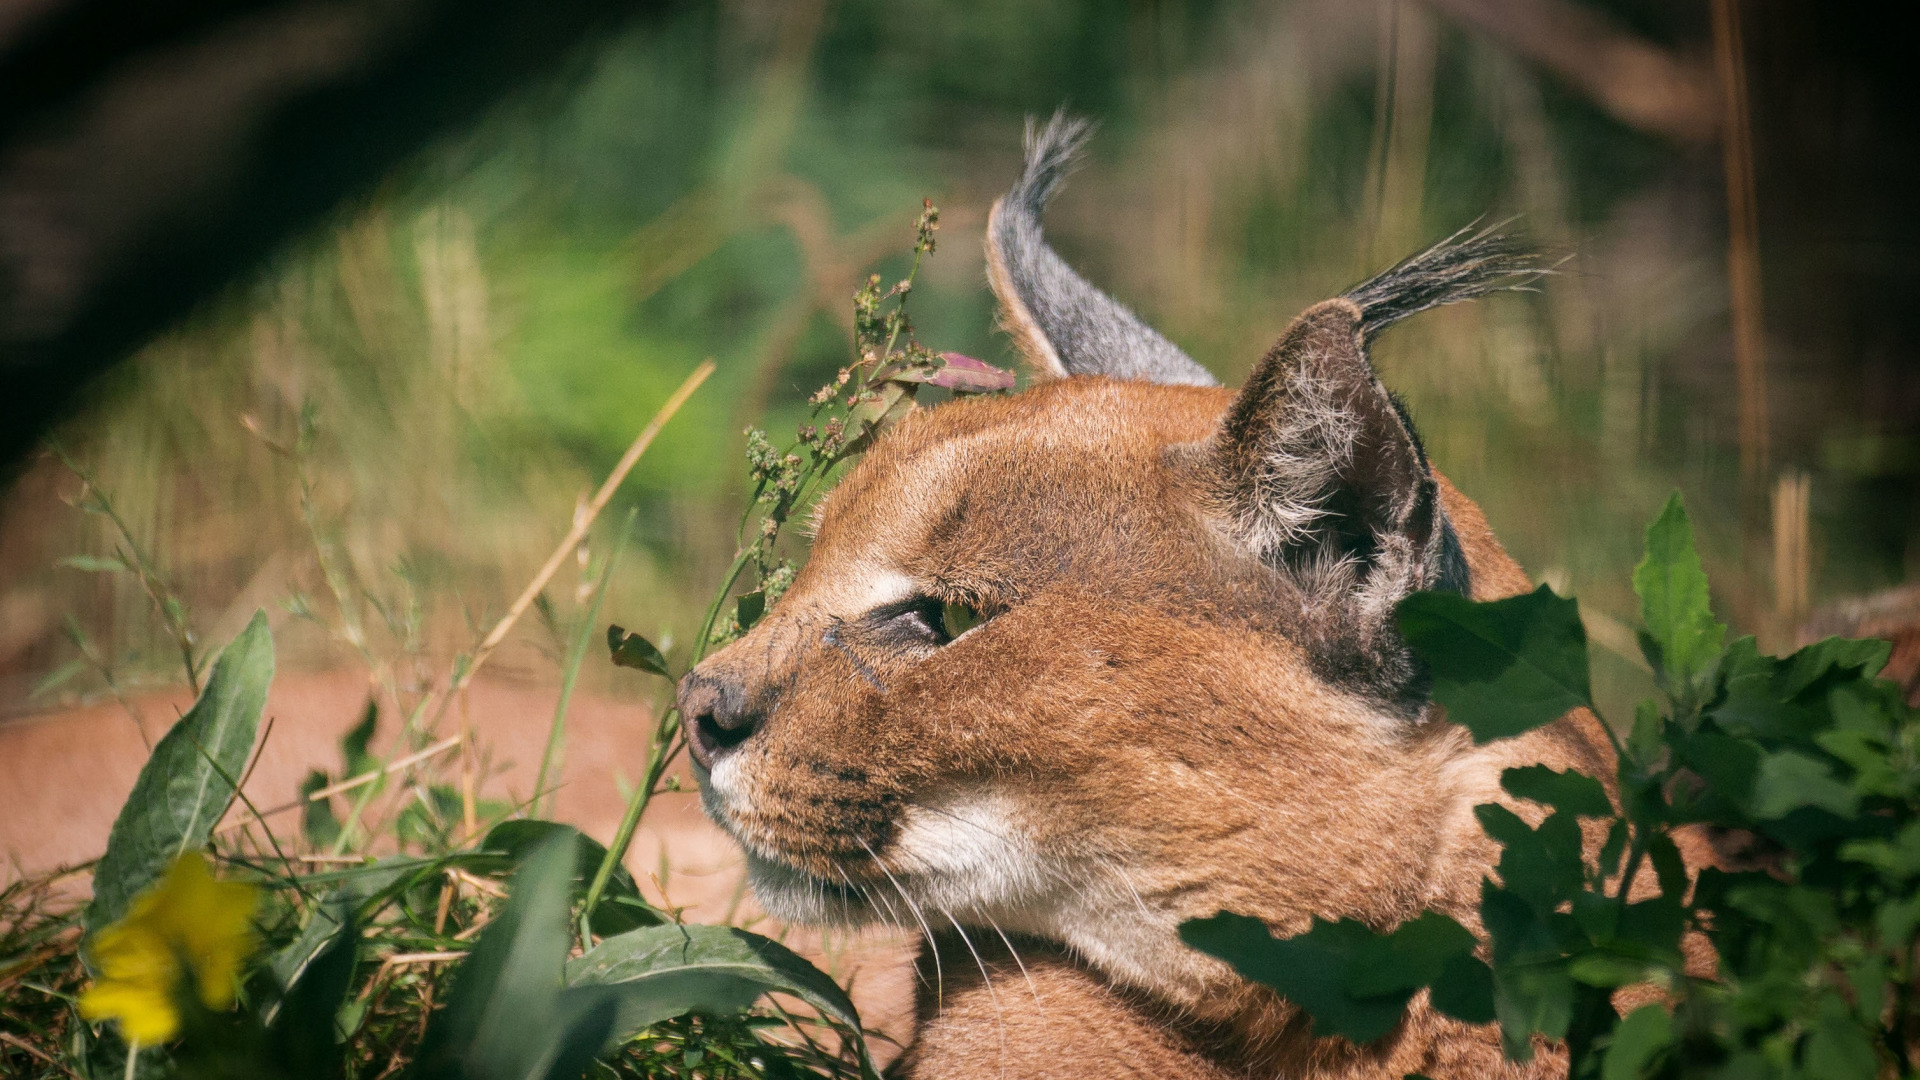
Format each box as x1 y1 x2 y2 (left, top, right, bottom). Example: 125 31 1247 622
0 0 675 471
1421 0 1718 142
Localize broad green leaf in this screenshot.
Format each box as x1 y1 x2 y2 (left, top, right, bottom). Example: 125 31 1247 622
568 922 876 1076
267 894 354 1014
477 819 663 933
86 611 274 936
1475 805 1586 910
1626 701 1664 767
1567 952 1653 988
1750 750 1859 820
1804 994 1877 1078
1632 493 1725 705
1646 833 1688 901
736 590 767 632
1782 636 1891 697
340 697 379 776
1182 912 1480 1044
1180 912 1418 1043
1346 912 1481 997
1613 899 1687 958
1397 585 1591 743
1839 820 1920 882
265 907 358 1080
1492 961 1575 1060
1600 1004 1673 1080
1501 765 1613 817
1674 730 1763 812
300 769 341 850
1428 954 1496 1024
413 838 620 1080
607 624 671 678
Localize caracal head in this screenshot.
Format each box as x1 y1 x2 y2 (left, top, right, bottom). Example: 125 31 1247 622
678 114 1553 1008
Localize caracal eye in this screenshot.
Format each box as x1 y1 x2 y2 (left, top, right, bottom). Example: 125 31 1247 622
940 600 982 640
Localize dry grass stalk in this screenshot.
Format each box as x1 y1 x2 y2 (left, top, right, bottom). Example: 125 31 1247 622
1712 0 1768 481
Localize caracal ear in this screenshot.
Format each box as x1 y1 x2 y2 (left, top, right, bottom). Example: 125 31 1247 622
1208 298 1462 618
985 112 1218 387
1205 225 1547 706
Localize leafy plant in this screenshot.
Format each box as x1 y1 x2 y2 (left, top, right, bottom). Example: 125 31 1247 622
1182 493 1920 1078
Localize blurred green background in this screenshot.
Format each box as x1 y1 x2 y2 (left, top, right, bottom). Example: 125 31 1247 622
2 0 1913 722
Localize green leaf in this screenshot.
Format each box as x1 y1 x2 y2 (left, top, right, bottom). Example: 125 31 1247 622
735 590 767 632
1632 493 1725 705
1600 1004 1673 1080
1428 954 1496 1025
1782 636 1891 697
607 624 671 678
568 922 876 1077
57 553 130 573
1501 765 1613 817
340 697 379 776
1491 960 1575 1059
299 769 341 850
1626 701 1664 768
1182 912 1481 1044
1346 912 1482 997
85 611 274 936
1475 805 1586 910
265 907 358 1080
1750 750 1859 820
1646 833 1688 901
413 838 622 1080
1181 913 1418 1043
1568 952 1654 989
1397 585 1592 743
1804 994 1877 1079
477 819 663 933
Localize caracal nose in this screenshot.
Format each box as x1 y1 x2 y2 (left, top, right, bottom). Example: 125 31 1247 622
678 667 766 770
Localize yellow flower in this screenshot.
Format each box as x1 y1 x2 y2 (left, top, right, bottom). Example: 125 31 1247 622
78 852 260 1044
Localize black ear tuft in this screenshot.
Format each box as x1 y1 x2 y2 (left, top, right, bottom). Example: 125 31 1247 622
1342 221 1551 344
985 112 1219 387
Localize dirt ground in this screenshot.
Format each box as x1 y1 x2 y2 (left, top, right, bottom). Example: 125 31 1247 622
0 669 919 1050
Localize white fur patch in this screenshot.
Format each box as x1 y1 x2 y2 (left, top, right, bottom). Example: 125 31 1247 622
823 568 918 615
891 793 1049 914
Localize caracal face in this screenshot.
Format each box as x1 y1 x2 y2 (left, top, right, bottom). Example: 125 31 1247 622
685 376 1463 1002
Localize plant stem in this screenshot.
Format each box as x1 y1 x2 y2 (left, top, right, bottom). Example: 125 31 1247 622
581 714 684 940
428 359 714 734
533 509 634 818
48 440 201 695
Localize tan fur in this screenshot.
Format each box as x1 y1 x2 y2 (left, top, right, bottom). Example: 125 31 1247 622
683 376 1684 1076
983 196 1067 379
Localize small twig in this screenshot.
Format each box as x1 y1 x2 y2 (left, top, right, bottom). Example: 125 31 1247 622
533 508 635 816
58 618 150 751
436 360 714 714
47 440 201 695
379 951 466 966
1 1030 85 1079
446 867 507 900
215 735 461 833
